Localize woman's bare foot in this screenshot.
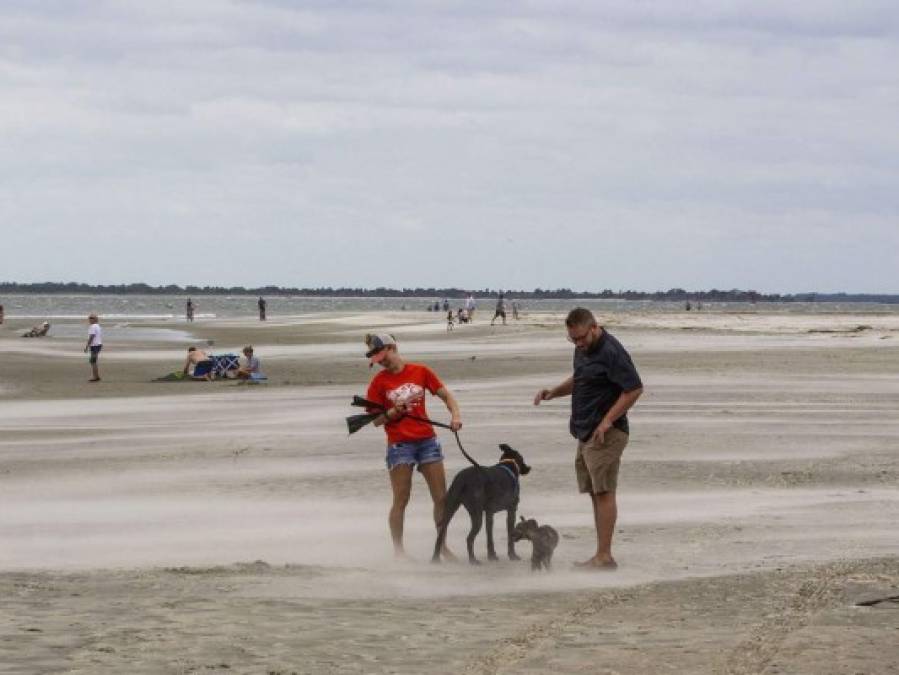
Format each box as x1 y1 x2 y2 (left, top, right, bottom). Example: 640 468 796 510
393 548 413 562
440 546 459 563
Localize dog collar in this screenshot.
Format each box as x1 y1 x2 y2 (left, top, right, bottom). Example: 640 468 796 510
498 458 519 476
498 464 520 496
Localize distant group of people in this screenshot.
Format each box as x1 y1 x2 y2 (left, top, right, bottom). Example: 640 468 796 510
436 293 521 332
182 344 263 381
27 312 267 384
185 296 268 322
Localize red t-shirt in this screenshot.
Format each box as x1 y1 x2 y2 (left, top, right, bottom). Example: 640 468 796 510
366 363 445 444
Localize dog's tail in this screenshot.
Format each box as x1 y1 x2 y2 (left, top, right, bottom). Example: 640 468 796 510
432 474 466 562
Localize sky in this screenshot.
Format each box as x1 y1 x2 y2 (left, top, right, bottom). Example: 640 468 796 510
1 1 897 293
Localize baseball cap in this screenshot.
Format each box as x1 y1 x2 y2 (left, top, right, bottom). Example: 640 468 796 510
364 333 397 363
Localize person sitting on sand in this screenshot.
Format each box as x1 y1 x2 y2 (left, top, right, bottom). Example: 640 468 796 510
183 346 215 381
22 321 51 338
234 345 264 380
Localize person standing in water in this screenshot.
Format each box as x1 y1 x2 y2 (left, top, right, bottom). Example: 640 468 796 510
258 296 267 321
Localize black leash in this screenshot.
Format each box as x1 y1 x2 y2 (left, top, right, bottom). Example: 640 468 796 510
452 429 481 468
349 395 481 467
388 412 480 468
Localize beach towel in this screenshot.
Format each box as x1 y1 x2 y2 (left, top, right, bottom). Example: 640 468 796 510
153 372 188 382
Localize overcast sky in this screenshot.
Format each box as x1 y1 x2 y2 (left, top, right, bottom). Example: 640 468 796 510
2 1 897 293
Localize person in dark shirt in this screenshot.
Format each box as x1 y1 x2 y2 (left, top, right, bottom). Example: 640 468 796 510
258 296 267 321
534 307 643 570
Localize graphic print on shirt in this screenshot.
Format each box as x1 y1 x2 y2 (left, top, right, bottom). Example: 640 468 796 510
386 383 425 415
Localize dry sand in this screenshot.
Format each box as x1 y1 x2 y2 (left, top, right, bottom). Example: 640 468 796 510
0 311 897 674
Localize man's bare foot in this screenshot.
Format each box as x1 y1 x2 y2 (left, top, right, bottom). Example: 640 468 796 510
573 556 618 570
88 378 101 382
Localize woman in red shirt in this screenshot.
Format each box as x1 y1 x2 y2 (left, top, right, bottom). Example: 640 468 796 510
365 333 462 558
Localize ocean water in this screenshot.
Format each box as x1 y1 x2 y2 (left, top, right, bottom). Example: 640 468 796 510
1 294 898 321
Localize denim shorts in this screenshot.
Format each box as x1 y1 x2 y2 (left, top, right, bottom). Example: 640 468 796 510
89 345 102 363
386 437 444 471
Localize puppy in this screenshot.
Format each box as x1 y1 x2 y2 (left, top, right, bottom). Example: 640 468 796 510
512 516 559 571
433 444 531 564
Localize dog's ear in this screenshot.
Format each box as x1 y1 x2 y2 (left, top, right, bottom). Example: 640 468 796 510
499 443 513 454
519 515 526 522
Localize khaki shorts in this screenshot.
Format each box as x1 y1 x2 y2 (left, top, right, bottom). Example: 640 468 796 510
575 427 628 494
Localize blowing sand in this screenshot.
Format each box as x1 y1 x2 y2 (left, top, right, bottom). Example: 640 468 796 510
0 310 897 674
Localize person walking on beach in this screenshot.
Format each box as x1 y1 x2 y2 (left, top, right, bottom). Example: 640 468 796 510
533 308 643 570
464 294 476 322
84 313 103 382
258 296 267 321
490 292 507 326
186 298 195 322
364 333 462 558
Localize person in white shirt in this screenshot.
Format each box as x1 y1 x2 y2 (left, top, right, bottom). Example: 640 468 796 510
464 294 477 322
84 313 103 382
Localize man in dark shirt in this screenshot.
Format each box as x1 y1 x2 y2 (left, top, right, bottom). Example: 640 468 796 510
534 307 643 570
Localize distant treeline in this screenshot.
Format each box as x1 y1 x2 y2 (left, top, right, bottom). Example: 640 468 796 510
1 282 897 304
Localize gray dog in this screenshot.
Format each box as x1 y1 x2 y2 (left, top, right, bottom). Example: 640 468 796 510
432 444 531 565
512 516 559 571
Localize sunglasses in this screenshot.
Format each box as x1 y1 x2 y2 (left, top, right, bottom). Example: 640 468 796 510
567 324 596 344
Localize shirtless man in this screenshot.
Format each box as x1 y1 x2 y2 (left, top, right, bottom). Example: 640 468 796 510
183 346 214 380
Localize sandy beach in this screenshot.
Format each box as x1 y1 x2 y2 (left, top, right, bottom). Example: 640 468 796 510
0 309 897 674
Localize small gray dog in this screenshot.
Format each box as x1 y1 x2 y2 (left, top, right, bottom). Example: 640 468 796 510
511 516 559 571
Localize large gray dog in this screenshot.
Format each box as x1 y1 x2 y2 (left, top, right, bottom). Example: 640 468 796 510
432 444 531 565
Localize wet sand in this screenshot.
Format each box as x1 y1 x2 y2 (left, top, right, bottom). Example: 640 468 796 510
0 311 897 674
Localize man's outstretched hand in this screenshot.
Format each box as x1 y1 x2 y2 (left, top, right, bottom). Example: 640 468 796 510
533 389 551 406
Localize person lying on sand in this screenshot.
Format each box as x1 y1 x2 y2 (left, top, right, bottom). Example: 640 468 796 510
183 346 215 381
22 321 50 338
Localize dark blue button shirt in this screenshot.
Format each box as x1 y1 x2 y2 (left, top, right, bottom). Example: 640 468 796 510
570 330 642 441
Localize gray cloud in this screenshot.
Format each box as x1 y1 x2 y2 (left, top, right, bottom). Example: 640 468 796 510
1 1 897 292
